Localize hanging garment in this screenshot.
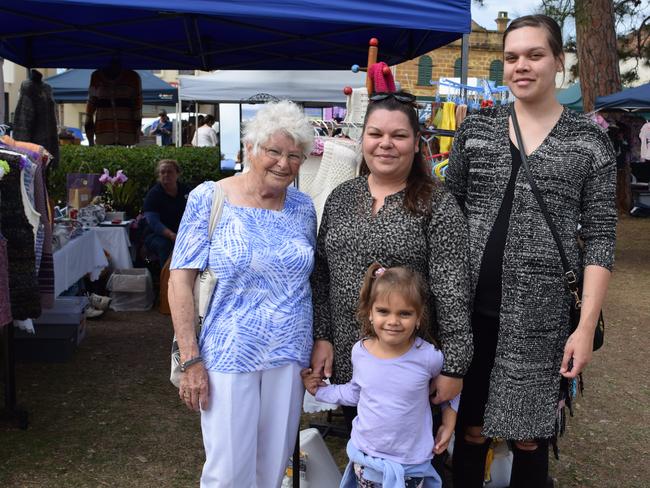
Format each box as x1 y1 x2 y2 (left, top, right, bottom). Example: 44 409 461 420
1 136 55 307
342 87 368 140
12 75 60 168
21 159 44 276
0 236 12 326
455 104 468 128
86 68 143 146
439 102 456 153
591 113 609 131
639 122 650 161
0 153 41 320
432 106 443 128
303 139 359 226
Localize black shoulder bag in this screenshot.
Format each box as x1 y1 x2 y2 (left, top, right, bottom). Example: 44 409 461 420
510 104 604 351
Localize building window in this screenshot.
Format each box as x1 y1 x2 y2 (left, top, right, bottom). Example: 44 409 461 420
417 55 433 86
489 60 504 86
178 70 194 75
453 58 462 78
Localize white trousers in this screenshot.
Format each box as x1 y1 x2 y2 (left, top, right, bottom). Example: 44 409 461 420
200 363 304 488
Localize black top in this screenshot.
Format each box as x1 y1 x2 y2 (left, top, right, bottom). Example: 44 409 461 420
473 141 522 318
143 182 190 234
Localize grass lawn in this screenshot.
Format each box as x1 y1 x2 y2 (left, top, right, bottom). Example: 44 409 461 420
1 216 648 487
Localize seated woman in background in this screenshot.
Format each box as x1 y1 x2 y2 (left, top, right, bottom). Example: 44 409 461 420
143 159 190 264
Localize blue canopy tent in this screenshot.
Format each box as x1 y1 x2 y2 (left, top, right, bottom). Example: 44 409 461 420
0 0 471 70
595 82 650 112
45 69 177 104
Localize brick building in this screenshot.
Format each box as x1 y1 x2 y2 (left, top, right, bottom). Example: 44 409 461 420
395 12 510 99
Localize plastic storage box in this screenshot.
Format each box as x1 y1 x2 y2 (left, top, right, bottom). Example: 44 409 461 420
15 296 89 362
107 268 154 311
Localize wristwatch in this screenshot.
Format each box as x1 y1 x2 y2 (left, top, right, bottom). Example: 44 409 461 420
180 356 203 372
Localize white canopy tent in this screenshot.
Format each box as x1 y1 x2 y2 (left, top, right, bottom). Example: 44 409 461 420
178 70 368 104
176 70 369 151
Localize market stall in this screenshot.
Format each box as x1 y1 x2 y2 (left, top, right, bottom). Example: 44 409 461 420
45 69 177 105
53 228 108 297
595 83 650 214
0 2 473 459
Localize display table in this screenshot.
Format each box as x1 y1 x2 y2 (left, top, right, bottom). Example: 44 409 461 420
92 225 133 269
53 230 108 297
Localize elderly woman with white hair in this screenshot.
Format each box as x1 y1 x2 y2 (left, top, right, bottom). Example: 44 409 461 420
168 100 316 487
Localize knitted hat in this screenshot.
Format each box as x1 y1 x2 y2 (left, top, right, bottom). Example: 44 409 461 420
368 62 396 93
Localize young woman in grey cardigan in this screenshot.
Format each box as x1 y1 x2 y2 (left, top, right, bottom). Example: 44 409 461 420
446 15 617 488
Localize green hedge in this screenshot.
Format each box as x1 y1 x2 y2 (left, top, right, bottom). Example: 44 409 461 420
50 145 233 214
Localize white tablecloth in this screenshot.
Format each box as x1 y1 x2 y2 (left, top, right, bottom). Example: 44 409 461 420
53 230 109 296
92 226 133 269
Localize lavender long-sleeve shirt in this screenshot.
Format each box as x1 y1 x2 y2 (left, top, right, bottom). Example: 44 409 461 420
315 338 459 465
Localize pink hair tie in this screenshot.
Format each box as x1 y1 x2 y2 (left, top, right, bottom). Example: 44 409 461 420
374 267 386 278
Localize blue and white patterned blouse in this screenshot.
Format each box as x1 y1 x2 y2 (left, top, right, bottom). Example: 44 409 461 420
171 181 316 373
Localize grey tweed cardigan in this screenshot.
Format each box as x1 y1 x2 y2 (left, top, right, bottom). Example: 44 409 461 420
446 105 617 440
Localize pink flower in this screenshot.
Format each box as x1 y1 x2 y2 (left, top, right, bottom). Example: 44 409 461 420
114 170 128 184
99 168 111 184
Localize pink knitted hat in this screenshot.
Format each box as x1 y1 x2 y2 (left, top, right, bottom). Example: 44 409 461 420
368 62 396 93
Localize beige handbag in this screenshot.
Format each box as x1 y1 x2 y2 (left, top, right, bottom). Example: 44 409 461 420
170 182 225 387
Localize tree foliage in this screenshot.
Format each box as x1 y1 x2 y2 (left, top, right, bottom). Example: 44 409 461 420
539 0 649 85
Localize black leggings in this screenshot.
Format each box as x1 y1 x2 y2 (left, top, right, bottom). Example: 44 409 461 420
453 311 550 487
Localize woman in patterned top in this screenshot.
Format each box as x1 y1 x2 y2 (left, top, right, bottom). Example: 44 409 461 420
310 91 473 430
446 15 617 488
168 100 316 487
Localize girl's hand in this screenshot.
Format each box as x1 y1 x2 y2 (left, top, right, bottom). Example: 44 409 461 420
434 423 454 455
301 368 327 396
560 326 594 378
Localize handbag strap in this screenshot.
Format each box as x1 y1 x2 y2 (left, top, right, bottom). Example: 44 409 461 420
509 104 581 305
207 181 225 241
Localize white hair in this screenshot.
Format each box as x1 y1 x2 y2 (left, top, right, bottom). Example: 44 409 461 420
242 100 314 161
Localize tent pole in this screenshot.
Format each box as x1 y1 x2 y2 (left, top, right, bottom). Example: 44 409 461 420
176 83 181 147
460 34 470 100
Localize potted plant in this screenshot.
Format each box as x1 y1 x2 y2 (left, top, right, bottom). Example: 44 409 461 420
99 168 138 220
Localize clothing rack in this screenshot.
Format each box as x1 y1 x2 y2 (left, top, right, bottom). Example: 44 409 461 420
422 128 456 138
0 139 54 431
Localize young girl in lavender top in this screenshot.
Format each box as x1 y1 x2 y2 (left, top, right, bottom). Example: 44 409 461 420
302 263 459 488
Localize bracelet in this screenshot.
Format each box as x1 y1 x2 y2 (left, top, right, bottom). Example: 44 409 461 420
180 356 203 372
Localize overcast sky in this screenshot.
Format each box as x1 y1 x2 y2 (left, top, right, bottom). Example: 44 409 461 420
471 0 539 30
